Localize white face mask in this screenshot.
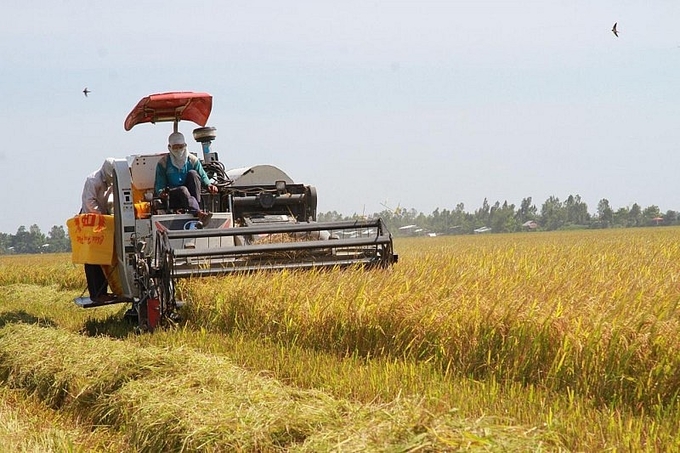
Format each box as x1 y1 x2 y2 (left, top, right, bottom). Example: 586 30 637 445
168 144 188 169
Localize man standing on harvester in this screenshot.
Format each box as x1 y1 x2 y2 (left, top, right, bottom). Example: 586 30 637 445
80 158 116 303
155 131 218 225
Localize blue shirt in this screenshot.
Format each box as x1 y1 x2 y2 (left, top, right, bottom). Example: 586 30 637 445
154 154 211 195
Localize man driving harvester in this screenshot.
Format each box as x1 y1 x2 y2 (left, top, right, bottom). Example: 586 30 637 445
155 131 218 226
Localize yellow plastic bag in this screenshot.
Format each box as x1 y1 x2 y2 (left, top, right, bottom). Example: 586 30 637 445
67 214 115 265
134 201 151 219
102 263 124 296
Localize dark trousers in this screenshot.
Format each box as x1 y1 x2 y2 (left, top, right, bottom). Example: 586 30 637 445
168 170 202 212
85 263 108 298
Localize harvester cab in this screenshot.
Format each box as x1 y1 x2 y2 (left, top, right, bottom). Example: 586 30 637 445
73 91 397 332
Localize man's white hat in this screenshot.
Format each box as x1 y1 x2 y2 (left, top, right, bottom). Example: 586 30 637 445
101 158 115 185
168 132 186 146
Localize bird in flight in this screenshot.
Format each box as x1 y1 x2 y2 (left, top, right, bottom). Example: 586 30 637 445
83 87 91 97
612 22 619 37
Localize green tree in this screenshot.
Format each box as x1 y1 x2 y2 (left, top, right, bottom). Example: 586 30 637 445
597 199 613 228
489 200 517 233
643 205 661 225
612 206 629 227
540 196 565 231
47 225 71 252
474 198 491 228
451 203 471 234
11 225 46 254
628 203 642 227
516 197 537 224
317 211 346 222
664 210 678 223
0 232 11 254
564 194 589 226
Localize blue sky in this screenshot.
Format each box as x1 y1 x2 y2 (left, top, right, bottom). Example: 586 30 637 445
2 1 680 233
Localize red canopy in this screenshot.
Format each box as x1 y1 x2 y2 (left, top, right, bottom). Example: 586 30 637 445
124 91 213 131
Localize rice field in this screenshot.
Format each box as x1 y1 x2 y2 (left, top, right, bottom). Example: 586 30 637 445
1 227 680 451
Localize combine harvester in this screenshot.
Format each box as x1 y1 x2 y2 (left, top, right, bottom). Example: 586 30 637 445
70 91 397 332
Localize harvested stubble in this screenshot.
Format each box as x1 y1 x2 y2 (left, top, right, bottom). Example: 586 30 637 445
0 385 129 452
0 323 555 452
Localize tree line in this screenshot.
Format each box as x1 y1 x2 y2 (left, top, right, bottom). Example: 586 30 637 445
319 195 676 236
0 225 71 255
0 194 675 254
